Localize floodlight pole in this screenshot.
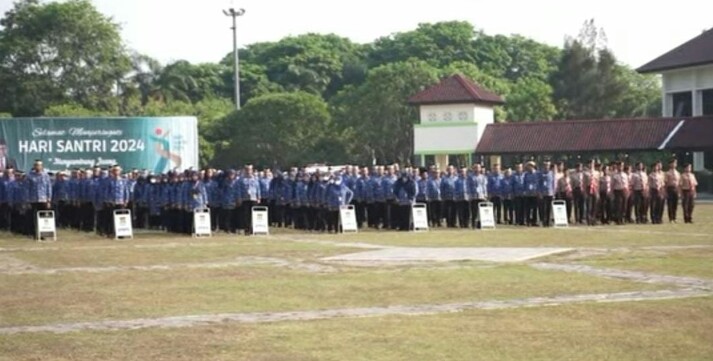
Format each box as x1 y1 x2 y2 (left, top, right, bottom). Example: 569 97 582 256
223 8 245 110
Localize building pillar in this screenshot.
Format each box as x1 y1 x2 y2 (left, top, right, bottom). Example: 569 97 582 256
693 152 705 171
435 154 448 171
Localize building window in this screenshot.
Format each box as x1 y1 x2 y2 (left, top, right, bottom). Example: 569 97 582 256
427 112 437 122
672 91 692 117
702 89 713 116
443 112 452 121
458 111 468 121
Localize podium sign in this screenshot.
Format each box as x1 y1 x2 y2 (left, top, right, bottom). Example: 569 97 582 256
251 206 269 235
339 205 358 233
113 209 134 240
193 208 212 237
412 203 429 231
553 200 569 228
36 210 57 242
478 202 496 229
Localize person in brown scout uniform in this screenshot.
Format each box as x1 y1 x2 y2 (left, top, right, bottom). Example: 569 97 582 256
611 162 627 225
585 160 600 225
648 161 665 224
679 164 698 223
598 164 612 225
664 159 681 223
570 163 585 224
630 162 648 224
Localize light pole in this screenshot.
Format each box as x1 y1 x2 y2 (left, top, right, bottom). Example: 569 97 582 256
223 7 245 110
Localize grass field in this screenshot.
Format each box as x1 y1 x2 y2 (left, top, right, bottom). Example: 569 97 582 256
1 204 712 360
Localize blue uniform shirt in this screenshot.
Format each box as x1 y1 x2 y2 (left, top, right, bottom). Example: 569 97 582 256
487 174 504 198
523 171 540 197
105 177 130 205
454 176 470 201
239 176 261 202
26 170 52 203
540 170 556 197
427 177 442 201
513 172 526 197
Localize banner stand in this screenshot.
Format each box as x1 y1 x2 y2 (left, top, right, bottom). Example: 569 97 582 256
552 200 569 228
113 209 134 240
36 210 57 242
478 202 496 230
193 208 212 238
251 206 269 235
339 205 358 233
411 203 429 232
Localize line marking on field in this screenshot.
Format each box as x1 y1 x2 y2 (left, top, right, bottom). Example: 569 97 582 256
561 227 713 238
531 263 713 290
0 289 708 335
0 257 337 275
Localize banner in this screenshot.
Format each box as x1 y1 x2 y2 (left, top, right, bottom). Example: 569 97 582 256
0 117 198 172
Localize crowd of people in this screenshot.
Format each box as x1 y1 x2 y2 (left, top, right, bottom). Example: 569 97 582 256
0 157 701 239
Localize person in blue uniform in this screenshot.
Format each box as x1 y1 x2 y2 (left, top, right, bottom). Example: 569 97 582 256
324 174 353 233
440 166 457 228
501 169 514 225
0 169 8 231
539 161 556 227
381 166 397 230
523 161 540 226
186 170 208 234
512 163 526 226
52 171 71 228
426 169 442 228
293 172 310 230
393 171 417 231
468 163 488 229
370 167 385 229
26 160 52 238
454 168 470 228
488 164 504 224
238 165 261 235
103 165 130 237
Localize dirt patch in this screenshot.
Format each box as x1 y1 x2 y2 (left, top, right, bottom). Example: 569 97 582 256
0 254 39 273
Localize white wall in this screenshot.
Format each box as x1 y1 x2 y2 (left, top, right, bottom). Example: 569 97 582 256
419 103 494 124
414 124 479 153
662 64 713 117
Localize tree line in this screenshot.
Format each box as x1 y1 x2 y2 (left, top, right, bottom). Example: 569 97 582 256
0 0 662 168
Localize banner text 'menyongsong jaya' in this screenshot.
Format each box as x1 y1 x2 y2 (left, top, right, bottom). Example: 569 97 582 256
0 117 198 173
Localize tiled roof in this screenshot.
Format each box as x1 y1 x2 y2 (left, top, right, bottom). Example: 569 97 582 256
408 74 505 105
475 117 698 154
637 28 713 73
666 117 713 150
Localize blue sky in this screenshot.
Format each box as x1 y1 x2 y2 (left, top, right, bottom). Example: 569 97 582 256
1 0 712 68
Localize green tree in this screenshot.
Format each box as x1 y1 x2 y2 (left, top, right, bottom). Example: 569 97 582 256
368 21 478 68
0 0 130 116
331 60 441 164
43 103 115 117
215 92 336 168
505 77 558 122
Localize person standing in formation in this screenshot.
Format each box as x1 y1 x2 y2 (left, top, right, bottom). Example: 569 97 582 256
680 163 698 224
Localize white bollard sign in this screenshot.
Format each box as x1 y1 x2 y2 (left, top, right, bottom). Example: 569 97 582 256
113 209 134 240
478 202 496 229
251 206 270 235
339 205 358 233
411 203 429 231
36 210 57 242
552 200 569 228
193 208 212 237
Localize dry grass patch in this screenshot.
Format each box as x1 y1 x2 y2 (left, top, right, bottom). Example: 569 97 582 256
0 264 663 327
580 247 713 279
1 297 711 361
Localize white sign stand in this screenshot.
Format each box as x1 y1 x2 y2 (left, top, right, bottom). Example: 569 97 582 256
113 209 134 240
412 203 429 231
552 200 569 228
478 202 496 229
193 208 212 237
36 210 57 242
251 206 270 235
339 205 358 233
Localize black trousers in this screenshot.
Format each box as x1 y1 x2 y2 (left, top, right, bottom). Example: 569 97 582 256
613 190 625 224
386 201 397 229
599 192 612 224
242 201 257 234
503 199 514 224
666 186 678 222
397 204 411 231
633 190 646 223
456 200 469 228
471 199 484 228
514 196 525 225
355 201 367 228
375 202 387 229
682 190 695 223
525 196 538 226
586 193 598 225
427 200 442 227
573 188 585 224
443 200 456 228
540 196 553 226
327 210 339 233
490 196 502 224
649 191 664 224
0 204 9 231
